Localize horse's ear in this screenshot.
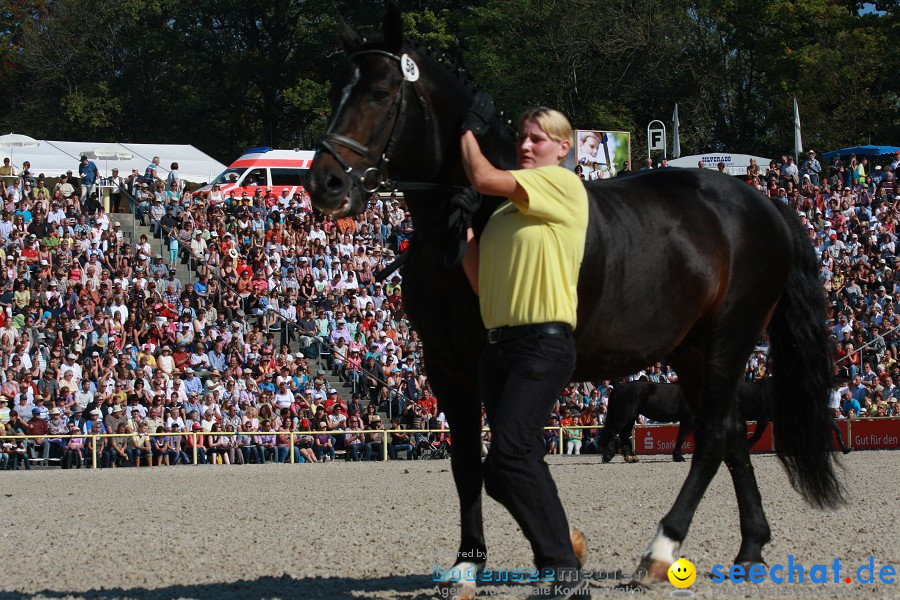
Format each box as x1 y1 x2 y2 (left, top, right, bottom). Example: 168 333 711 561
383 0 403 54
337 13 361 55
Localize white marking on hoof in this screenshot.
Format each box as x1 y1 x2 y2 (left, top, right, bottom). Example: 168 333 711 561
642 525 681 564
434 561 477 600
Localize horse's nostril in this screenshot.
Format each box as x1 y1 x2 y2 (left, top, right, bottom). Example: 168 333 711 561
326 174 345 192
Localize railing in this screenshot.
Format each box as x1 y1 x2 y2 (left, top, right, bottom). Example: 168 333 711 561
5 417 898 469
831 320 900 366
2 428 444 467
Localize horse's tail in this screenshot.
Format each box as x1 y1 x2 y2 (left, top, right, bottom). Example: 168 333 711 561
767 201 844 508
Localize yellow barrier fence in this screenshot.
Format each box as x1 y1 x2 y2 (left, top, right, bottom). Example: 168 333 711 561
1 429 458 467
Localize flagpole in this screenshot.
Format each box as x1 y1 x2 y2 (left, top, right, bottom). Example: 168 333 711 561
673 104 681 159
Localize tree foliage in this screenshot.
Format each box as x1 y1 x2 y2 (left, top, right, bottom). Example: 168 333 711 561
0 0 896 165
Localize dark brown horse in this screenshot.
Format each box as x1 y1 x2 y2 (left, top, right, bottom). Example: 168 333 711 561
307 4 842 585
598 379 773 463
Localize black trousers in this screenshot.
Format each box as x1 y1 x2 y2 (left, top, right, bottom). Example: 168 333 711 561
479 327 578 571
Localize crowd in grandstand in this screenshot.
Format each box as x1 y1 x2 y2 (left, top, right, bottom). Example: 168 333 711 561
0 148 897 468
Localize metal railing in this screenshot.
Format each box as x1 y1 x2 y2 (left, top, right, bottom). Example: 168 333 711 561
3 416 898 469
1 428 449 466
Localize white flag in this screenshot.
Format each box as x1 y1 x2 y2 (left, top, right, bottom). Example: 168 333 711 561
673 104 681 159
793 98 802 161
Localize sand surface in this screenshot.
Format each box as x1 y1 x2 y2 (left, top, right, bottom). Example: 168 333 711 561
0 451 897 599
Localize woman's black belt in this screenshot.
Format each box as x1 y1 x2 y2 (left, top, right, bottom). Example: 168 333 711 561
486 322 571 344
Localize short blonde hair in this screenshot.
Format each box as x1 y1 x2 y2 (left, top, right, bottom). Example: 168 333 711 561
518 107 574 145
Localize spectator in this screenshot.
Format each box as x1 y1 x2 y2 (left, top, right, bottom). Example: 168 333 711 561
313 421 335 461
25 407 49 466
388 417 413 460
144 156 164 187
78 155 100 201
62 421 84 469
344 415 371 461
129 424 152 467
803 150 821 186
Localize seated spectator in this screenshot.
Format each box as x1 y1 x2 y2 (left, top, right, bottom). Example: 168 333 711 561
62 421 84 469
205 423 230 465
389 417 413 460
129 424 152 467
344 415 371 461
544 414 560 454
313 421 335 462
256 421 277 463
108 422 130 467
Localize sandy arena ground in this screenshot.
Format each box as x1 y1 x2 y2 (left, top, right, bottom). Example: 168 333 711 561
0 451 897 600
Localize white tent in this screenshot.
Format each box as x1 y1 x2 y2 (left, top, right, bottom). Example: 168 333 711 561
667 153 772 176
0 140 227 183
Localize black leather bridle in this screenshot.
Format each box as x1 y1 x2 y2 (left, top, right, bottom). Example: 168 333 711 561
317 47 481 277
317 49 447 195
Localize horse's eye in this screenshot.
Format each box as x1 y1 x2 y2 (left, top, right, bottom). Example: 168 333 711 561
373 89 390 101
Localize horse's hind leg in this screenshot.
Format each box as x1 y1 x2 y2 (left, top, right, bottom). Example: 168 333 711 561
623 420 639 463
634 412 728 582
723 411 771 566
597 424 616 463
672 418 691 462
632 357 739 583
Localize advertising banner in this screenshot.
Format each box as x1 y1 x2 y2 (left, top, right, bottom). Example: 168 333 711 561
630 419 899 455
747 421 774 453
847 418 900 450
573 130 631 179
633 424 694 456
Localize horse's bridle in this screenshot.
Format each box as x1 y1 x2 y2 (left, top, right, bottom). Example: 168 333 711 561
317 48 451 195
317 47 482 277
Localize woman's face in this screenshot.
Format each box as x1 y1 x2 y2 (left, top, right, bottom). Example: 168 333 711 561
517 119 569 169
578 135 599 160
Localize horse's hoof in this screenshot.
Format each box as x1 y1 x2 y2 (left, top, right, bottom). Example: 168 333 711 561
629 556 671 586
571 527 588 568
434 562 477 600
624 455 640 464
672 454 685 462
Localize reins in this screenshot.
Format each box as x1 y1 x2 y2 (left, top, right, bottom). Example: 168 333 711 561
318 48 463 196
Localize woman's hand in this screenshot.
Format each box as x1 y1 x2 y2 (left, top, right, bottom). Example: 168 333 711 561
460 132 522 199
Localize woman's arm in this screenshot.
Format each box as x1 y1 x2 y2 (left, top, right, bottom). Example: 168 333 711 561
460 132 523 200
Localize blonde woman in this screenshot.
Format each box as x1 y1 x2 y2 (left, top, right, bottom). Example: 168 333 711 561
460 107 588 592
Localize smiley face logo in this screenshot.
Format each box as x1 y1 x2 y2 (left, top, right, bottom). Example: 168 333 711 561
668 558 696 588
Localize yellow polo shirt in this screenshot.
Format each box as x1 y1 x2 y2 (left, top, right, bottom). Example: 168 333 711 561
478 165 588 330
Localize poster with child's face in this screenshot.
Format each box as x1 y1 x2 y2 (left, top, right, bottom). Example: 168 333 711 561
573 130 631 179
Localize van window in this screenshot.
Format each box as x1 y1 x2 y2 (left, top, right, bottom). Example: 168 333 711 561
271 168 307 186
244 168 268 186
211 168 246 185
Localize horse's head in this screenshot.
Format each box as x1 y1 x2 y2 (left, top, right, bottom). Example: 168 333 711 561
308 3 474 217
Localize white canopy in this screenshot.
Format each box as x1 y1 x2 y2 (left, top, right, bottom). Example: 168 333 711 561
0 140 227 183
667 153 772 176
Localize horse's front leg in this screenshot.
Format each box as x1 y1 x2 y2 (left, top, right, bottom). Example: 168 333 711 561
428 369 486 600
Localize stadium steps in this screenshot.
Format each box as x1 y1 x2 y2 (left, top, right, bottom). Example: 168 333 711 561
121 207 395 420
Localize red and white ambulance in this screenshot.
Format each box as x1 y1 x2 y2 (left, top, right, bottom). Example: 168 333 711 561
195 147 314 200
